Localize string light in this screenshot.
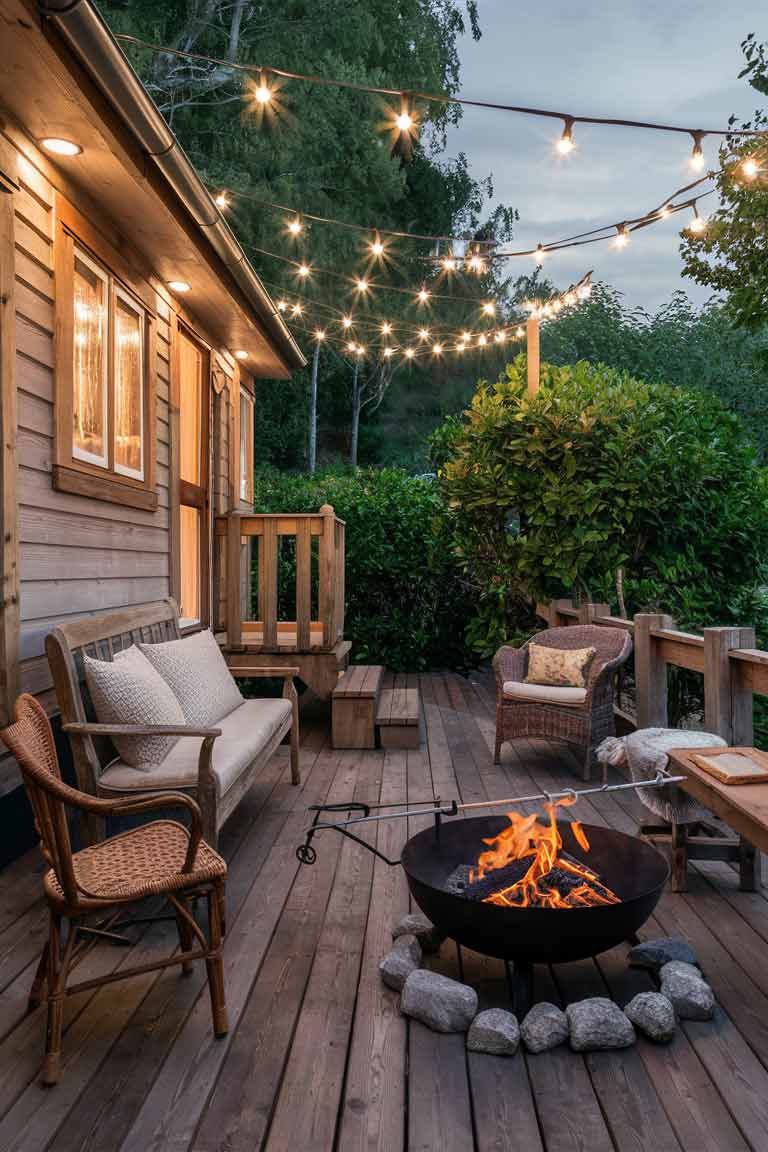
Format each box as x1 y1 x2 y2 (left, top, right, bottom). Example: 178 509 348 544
477 334 487 346
689 132 706 171
252 73 274 106
482 301 495 316
383 346 394 358
355 277 369 293
462 330 473 342
657 204 671 219
417 287 431 304
432 342 443 356
291 302 303 316
742 157 760 180
467 252 485 274
515 326 525 337
441 255 457 272
686 205 707 233
297 263 311 278
418 327 430 342
404 347 415 359
277 299 288 311
556 117 575 154
395 110 414 132
613 224 630 249
214 191 229 209
342 315 353 329
370 236 385 258
346 340 358 353
356 344 366 357
287 216 303 236
315 329 326 341
381 321 392 335
534 244 546 266
495 330 506 343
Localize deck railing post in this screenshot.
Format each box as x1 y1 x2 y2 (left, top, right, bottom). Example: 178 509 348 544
318 504 336 648
703 626 756 744
578 601 610 625
226 513 243 649
634 613 674 728
295 517 312 651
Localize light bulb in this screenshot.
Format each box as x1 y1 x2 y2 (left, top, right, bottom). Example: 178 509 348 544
370 238 385 257
613 225 630 249
297 263 311 278
383 347 393 358
342 316 353 329
291 303 303 316
355 278 369 293
689 134 705 171
556 119 575 154
742 157 759 180
442 256 457 272
356 345 366 357
687 212 707 234
381 322 392 335
234 350 249 360
658 204 671 219
40 137 82 156
315 329 326 341
515 326 525 338
214 192 229 209
396 110 413 132
404 347 415 359
478 334 487 347
253 81 273 106
432 343 443 356
456 342 466 353
347 341 357 354
534 244 546 266
552 299 562 312
482 301 495 316
167 280 191 293
418 328 430 342
417 288 430 304
468 253 485 274
462 331 473 343
277 299 288 312
495 331 505 343
287 217 303 236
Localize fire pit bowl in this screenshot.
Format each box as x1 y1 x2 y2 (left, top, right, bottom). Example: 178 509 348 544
401 817 669 964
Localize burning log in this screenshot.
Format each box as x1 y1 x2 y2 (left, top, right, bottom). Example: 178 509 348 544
447 851 617 905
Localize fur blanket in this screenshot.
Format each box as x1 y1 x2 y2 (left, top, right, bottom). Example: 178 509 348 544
596 727 726 824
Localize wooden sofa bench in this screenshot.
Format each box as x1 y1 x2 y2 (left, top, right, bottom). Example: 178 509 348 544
45 599 299 847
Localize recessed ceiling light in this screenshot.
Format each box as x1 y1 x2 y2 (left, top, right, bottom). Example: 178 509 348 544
167 280 191 293
234 350 249 360
40 137 82 157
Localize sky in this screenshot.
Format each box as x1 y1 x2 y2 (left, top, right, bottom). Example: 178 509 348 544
446 0 766 312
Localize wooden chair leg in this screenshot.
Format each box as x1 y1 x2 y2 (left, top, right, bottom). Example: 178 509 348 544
670 820 688 893
739 838 761 892
43 915 77 1086
174 897 194 975
205 883 228 1039
28 941 49 1013
493 731 502 766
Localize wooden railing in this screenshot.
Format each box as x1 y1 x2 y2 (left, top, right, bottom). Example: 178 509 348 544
536 598 762 745
216 505 345 653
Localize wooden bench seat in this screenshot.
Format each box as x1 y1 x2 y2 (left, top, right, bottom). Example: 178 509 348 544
331 665 384 749
376 687 420 749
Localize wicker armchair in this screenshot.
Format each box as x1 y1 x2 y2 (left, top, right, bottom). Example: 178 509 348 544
0 695 229 1085
493 625 633 780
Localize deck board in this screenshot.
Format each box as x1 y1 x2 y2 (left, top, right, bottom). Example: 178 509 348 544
2 672 768 1150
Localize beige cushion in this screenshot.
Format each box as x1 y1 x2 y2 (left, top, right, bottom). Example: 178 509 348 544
139 629 243 727
524 642 596 688
503 681 587 707
99 697 292 797
84 647 185 770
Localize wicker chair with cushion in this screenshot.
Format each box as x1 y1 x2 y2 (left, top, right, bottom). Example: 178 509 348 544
493 625 633 780
0 695 229 1085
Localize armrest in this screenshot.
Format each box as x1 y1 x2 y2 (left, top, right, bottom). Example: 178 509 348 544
228 667 300 678
492 645 526 687
107 791 203 870
63 722 222 739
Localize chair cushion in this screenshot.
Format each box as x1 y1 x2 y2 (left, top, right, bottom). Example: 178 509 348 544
503 681 587 707
99 697 292 797
524 642 596 688
139 629 243 727
84 647 185 770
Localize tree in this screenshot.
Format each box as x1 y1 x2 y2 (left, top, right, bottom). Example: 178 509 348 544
680 33 768 330
435 356 768 655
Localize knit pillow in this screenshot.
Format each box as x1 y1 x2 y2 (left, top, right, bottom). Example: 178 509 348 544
139 629 243 727
83 646 185 770
524 643 596 688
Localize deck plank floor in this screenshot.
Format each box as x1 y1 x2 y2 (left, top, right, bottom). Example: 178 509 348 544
1 673 768 1151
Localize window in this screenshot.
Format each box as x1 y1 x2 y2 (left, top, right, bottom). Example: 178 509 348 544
239 388 254 503
177 326 210 625
54 217 156 510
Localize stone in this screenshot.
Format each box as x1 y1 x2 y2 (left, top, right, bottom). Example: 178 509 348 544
393 912 444 955
400 969 478 1033
466 1009 520 1056
628 937 698 971
520 1002 570 1053
660 969 715 1021
566 997 636 1052
379 934 422 992
659 960 702 983
624 992 676 1043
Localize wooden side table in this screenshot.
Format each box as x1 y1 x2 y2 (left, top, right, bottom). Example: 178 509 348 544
645 747 766 893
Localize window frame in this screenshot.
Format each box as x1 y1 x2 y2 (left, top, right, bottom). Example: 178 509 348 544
53 209 157 511
239 385 254 504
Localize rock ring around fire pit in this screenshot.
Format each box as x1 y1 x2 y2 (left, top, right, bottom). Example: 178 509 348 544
401 817 669 965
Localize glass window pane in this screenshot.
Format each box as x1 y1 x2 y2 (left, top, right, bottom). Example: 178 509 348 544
179 504 200 622
178 333 201 484
240 393 251 501
114 293 144 479
73 252 108 467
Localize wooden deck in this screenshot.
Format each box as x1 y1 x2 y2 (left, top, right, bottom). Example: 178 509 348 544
2 671 768 1151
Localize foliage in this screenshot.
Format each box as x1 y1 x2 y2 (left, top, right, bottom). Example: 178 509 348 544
435 356 768 655
680 34 768 330
541 283 768 457
251 467 474 671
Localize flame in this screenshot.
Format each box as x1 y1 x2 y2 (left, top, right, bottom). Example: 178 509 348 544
470 796 620 909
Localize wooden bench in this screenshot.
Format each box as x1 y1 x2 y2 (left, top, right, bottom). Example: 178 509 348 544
45 599 299 847
376 686 420 749
331 665 384 749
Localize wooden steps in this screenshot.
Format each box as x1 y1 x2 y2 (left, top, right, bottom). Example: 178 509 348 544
332 666 421 749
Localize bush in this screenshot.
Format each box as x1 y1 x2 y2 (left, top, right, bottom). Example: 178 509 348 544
435 355 768 655
251 467 474 672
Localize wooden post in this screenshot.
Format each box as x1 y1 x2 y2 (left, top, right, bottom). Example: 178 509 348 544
295 517 311 651
526 314 540 396
261 518 278 650
634 613 674 729
226 514 243 649
578 602 610 625
703 626 755 744
0 174 18 725
318 504 336 649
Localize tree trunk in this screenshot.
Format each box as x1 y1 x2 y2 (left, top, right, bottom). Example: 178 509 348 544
350 361 361 469
308 342 319 474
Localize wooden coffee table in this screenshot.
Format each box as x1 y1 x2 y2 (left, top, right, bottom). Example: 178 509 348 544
659 747 766 892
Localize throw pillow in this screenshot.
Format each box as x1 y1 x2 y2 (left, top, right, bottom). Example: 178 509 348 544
83 646 185 770
524 642 596 688
139 629 243 727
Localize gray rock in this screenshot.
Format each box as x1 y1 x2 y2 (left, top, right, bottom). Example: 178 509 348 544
379 934 422 992
520 1002 570 1053
393 912 444 955
660 969 715 1021
624 992 676 1043
467 1009 520 1056
400 970 478 1033
659 960 702 983
567 997 636 1052
628 937 698 971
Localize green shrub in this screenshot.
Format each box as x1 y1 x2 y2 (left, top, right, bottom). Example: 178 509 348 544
251 467 474 672
435 355 768 655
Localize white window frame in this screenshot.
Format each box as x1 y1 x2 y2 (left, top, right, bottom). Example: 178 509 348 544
113 285 146 482
239 389 254 502
72 246 109 470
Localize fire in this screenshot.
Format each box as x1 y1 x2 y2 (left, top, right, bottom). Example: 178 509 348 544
469 796 620 909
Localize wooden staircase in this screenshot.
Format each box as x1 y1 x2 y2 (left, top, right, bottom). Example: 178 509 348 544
332 667 421 749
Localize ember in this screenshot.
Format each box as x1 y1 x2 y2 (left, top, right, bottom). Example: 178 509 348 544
468 796 620 909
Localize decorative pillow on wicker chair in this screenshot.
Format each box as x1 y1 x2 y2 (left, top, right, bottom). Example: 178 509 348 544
83 646 185 770
524 642 596 688
139 629 243 728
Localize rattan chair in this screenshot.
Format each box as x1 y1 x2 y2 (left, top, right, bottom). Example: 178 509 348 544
0 694 229 1085
493 625 633 780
